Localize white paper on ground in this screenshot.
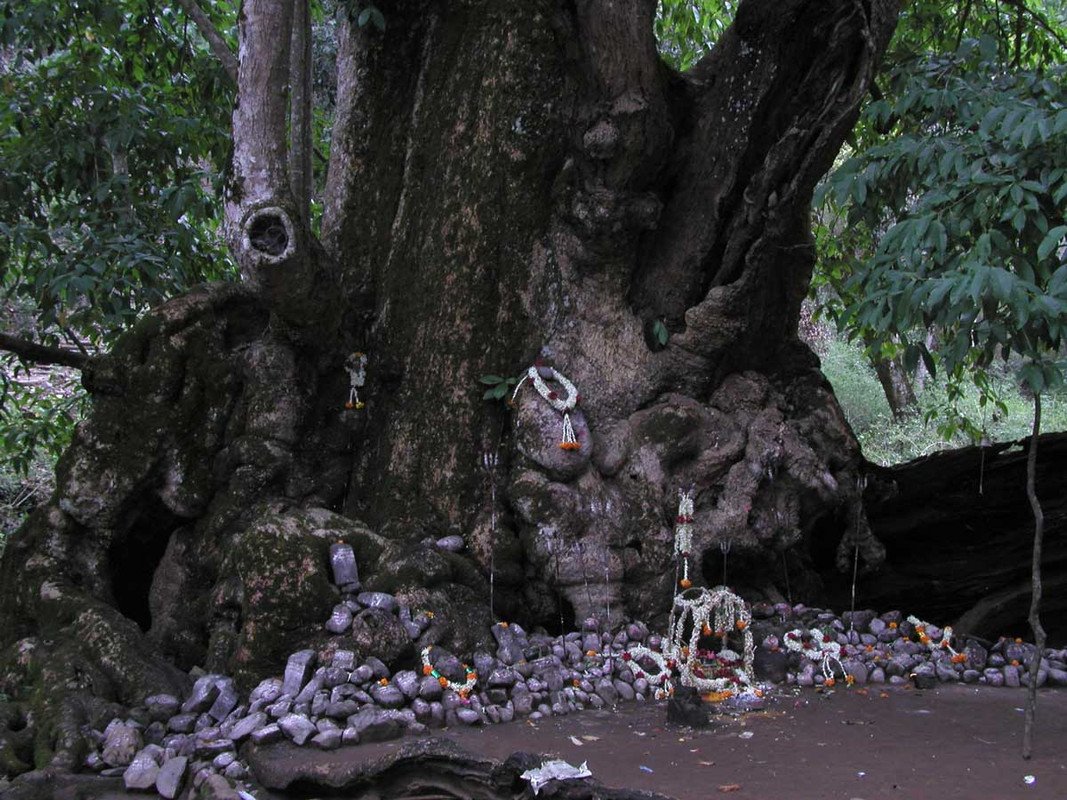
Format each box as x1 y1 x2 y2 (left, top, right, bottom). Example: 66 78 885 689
520 759 593 795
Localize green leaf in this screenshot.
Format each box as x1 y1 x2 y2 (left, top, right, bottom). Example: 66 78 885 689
479 375 504 385
1038 226 1067 261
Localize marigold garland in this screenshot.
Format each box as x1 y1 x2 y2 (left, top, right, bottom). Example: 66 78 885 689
512 364 581 450
624 586 756 699
906 615 963 661
783 627 846 685
420 646 477 698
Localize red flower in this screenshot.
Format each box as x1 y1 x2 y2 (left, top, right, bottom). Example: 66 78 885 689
548 391 558 400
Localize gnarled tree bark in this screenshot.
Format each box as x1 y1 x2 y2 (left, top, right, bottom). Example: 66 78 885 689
0 0 900 777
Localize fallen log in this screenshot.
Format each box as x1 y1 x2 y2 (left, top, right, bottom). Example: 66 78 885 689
823 432 1067 643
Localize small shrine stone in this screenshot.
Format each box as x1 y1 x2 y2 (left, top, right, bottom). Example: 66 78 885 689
329 542 360 588
364 656 391 679
348 708 402 743
393 670 420 699
250 678 283 703
155 756 188 800
332 649 357 671
456 707 481 725
283 650 317 696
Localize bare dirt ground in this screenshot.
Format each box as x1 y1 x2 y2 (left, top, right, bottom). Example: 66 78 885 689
433 684 1067 799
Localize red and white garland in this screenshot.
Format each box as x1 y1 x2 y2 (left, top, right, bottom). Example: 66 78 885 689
623 586 756 699
783 627 847 685
345 351 367 410
674 490 694 589
512 365 581 450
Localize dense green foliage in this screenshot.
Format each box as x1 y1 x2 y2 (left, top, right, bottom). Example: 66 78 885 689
0 0 238 344
823 39 1067 417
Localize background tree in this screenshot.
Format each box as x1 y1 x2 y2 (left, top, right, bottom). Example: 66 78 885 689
824 34 1066 759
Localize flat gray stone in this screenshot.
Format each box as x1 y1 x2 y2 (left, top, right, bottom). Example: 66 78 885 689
283 650 317 697
144 694 181 722
357 592 399 613
250 723 284 746
278 713 318 746
102 724 142 767
229 712 267 744
123 748 161 791
326 604 354 634
208 678 240 722
182 674 223 714
435 535 465 552
155 756 188 799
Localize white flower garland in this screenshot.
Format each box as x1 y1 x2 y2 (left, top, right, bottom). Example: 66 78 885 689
624 586 756 699
420 646 478 698
783 627 847 685
674 490 694 589
906 615 963 660
512 365 581 450
345 351 367 410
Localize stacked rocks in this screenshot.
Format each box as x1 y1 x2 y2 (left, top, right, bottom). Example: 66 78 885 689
753 603 1067 690
77 553 1066 800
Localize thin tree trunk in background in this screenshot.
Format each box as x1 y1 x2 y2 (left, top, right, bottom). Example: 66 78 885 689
1023 392 1045 759
289 0 313 225
871 353 917 418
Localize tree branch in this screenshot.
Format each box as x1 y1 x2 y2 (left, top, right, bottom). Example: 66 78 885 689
0 333 90 370
175 0 239 83
289 0 313 225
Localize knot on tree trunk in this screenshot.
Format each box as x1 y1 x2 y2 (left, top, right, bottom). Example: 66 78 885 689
241 205 296 265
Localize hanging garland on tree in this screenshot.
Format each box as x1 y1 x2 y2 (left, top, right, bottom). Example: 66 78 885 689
511 363 582 450
344 351 367 410
674 490 694 589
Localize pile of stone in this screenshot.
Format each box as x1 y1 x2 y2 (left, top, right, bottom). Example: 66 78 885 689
759 604 1067 689
78 549 1067 799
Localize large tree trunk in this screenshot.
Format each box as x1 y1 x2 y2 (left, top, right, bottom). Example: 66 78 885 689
0 0 899 775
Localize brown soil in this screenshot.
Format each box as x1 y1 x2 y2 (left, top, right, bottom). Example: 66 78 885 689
336 684 1067 800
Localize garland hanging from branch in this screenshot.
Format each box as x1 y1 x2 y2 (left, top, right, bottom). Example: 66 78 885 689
674 490 694 589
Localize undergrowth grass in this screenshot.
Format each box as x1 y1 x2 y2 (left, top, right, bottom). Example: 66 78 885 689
818 338 1067 466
